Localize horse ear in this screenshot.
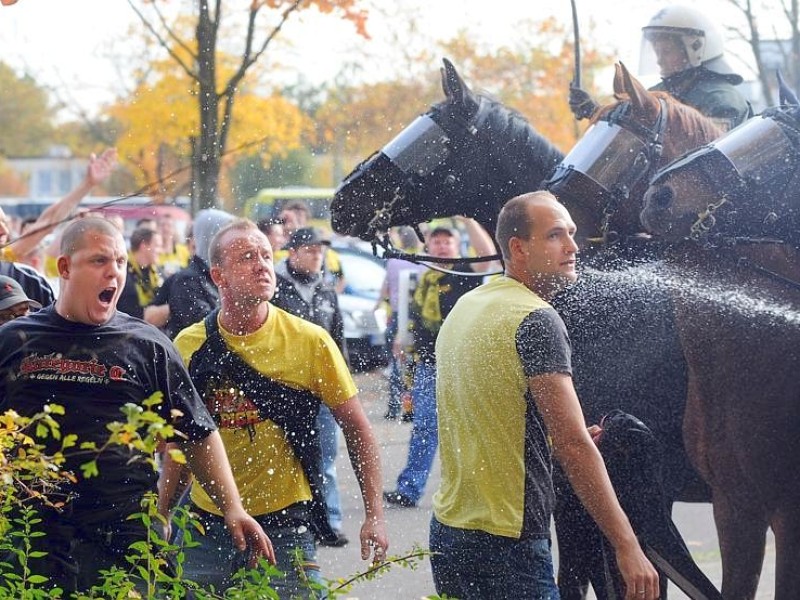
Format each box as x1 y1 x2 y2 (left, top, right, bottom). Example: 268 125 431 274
441 57 478 110
619 61 659 117
777 70 800 107
613 63 625 96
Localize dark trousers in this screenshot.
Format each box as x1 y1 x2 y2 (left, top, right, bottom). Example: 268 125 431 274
15 514 149 594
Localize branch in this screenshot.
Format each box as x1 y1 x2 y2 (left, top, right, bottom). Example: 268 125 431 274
150 0 195 60
220 0 304 101
331 549 431 591
127 0 199 81
217 0 302 156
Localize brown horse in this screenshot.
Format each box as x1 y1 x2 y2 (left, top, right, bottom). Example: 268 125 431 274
546 62 723 248
640 98 800 599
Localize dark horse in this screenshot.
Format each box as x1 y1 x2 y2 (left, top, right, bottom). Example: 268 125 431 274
333 59 726 598
639 78 800 599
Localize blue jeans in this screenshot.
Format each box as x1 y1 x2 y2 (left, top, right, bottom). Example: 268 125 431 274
317 404 342 530
429 517 560 599
176 508 325 598
396 361 437 503
385 315 404 416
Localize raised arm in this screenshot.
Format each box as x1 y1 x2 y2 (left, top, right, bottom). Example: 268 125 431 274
10 148 117 258
530 372 659 600
330 396 389 563
457 216 499 273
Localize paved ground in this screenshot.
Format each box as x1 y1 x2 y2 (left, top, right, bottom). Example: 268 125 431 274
316 369 776 599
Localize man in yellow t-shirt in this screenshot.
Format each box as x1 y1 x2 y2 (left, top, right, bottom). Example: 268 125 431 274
430 191 658 599
159 218 388 598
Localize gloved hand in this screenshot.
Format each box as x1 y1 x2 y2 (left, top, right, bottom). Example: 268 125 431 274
569 83 599 120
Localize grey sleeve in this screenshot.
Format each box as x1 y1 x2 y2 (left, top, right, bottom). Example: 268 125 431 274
515 307 572 378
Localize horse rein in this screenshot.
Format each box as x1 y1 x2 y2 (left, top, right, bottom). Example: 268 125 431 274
371 233 503 278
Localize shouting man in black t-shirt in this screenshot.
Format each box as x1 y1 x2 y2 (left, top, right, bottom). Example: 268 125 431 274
0 217 274 593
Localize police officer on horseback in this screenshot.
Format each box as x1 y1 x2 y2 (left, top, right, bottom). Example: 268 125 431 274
570 5 752 131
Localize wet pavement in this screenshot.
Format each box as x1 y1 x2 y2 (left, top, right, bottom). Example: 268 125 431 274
317 369 776 599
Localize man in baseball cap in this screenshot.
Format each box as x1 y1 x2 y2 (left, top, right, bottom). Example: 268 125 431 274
0 274 42 325
283 227 331 250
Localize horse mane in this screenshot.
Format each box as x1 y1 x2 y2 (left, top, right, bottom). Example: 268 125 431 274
471 91 565 186
593 91 724 159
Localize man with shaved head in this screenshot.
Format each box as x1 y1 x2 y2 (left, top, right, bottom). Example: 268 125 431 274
0 217 273 593
429 191 659 599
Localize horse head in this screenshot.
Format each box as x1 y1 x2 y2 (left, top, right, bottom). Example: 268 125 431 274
642 74 800 244
330 58 564 241
545 63 724 247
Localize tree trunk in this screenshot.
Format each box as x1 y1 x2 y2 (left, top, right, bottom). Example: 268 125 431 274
195 0 221 210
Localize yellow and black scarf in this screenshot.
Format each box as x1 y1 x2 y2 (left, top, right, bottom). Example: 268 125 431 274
127 253 162 308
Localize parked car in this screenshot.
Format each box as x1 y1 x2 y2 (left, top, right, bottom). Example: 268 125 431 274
332 243 388 372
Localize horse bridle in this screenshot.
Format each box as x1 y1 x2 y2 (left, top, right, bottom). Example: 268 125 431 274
363 99 505 276
656 112 800 243
591 97 668 243
364 101 489 239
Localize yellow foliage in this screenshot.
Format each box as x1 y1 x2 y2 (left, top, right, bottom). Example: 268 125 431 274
108 68 309 201
439 18 615 152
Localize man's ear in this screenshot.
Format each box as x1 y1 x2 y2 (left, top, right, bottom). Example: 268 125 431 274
57 255 70 278
210 265 225 288
508 236 528 259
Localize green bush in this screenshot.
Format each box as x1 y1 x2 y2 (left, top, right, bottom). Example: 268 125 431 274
0 396 433 599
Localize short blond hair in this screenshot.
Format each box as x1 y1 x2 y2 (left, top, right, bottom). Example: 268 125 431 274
208 219 260 267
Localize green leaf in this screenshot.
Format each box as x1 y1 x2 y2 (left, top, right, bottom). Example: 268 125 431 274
79 460 98 479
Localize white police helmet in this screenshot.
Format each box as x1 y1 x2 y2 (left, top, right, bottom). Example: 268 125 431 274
639 5 738 79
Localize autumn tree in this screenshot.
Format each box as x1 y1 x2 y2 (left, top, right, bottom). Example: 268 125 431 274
723 0 800 106
311 75 443 184
308 16 614 186
0 62 54 157
108 44 311 208
128 0 370 211
439 19 614 152
0 160 28 196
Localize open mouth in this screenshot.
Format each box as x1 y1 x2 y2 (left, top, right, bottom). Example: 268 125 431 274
99 288 116 304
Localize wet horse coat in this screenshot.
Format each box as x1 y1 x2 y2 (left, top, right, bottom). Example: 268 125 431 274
333 59 726 598
640 83 800 599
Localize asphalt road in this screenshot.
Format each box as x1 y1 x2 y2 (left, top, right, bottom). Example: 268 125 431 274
316 369 776 599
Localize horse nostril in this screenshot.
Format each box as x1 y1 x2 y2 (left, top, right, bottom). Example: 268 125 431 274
653 186 674 209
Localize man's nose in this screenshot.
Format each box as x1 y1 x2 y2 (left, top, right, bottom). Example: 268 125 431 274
255 254 271 270
565 236 579 253
109 260 125 277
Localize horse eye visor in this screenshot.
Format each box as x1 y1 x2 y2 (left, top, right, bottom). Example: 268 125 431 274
546 121 651 198
651 116 795 189
381 115 451 178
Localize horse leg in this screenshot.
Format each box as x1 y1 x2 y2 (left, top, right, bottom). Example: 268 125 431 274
772 504 800 600
712 493 767 600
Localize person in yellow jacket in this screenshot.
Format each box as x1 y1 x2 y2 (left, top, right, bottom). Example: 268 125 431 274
157 213 190 277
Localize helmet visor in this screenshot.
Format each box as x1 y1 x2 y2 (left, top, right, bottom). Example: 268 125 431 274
382 115 450 177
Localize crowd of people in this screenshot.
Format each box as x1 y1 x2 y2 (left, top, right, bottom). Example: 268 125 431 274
0 4 754 598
